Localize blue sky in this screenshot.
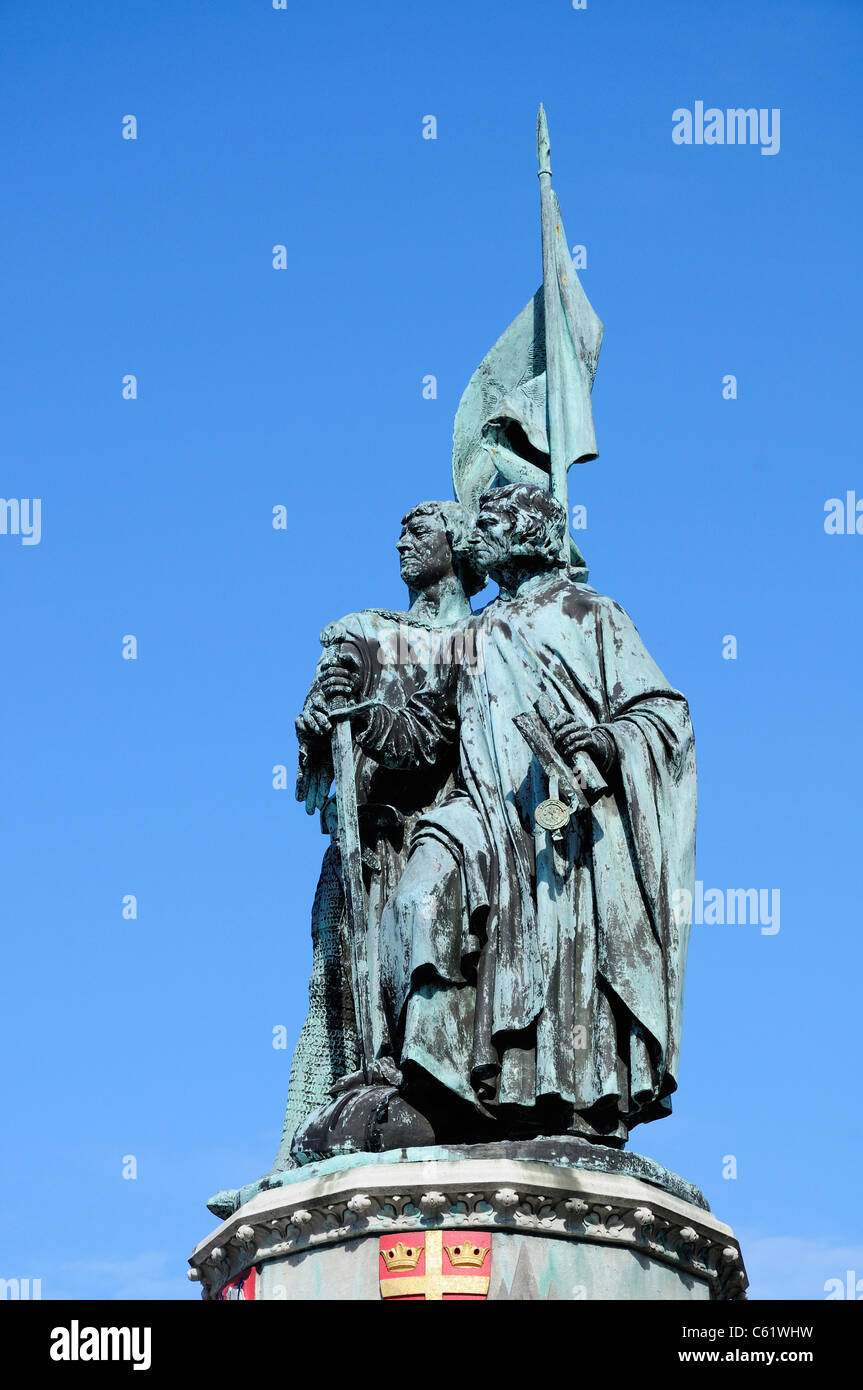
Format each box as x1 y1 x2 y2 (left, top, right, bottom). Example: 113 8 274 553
1 0 861 1300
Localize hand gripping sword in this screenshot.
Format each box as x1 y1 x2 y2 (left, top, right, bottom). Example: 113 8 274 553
514 694 609 838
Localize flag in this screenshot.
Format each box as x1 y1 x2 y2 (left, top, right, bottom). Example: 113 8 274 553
452 192 602 520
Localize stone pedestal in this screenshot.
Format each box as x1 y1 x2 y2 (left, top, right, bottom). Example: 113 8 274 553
189 1148 747 1301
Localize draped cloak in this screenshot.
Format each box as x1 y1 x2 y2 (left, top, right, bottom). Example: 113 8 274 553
360 574 697 1137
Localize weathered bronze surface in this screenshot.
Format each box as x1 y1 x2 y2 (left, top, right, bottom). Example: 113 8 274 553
206 110 696 1219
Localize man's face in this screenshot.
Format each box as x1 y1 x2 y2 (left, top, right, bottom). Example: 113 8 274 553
467 498 514 576
397 510 452 590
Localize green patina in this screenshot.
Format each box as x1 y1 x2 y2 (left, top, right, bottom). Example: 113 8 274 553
207 110 697 1222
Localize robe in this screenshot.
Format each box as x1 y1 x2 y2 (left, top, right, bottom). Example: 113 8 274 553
359 573 696 1140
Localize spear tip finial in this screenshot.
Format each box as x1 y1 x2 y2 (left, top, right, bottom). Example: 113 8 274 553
537 103 551 176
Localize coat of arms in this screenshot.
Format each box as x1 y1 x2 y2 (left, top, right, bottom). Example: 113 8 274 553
379 1232 491 1301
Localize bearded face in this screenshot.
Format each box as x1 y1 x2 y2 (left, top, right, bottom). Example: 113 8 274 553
467 498 513 577
468 485 567 582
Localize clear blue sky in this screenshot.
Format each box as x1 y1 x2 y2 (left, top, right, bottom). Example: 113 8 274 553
2 0 860 1301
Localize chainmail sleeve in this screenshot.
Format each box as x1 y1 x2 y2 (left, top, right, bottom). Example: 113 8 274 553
268 844 361 1172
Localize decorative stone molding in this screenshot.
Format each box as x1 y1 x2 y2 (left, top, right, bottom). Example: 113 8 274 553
189 1157 747 1301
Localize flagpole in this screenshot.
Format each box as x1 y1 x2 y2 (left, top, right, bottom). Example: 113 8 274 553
537 104 570 565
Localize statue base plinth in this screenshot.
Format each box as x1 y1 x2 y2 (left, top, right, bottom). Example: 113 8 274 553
189 1148 747 1300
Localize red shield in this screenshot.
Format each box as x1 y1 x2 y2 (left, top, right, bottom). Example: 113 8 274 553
218 1266 257 1300
379 1231 491 1301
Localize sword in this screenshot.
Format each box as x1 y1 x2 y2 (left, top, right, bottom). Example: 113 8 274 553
329 696 375 1084
513 695 609 836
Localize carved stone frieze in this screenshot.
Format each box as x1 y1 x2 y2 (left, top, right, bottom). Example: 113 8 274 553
188 1158 747 1301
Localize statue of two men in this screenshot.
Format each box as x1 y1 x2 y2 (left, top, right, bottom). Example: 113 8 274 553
288 482 696 1162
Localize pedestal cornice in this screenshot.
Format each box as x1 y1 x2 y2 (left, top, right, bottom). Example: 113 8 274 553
188 1154 747 1300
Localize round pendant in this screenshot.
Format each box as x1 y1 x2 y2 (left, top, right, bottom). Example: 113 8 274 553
535 797 571 831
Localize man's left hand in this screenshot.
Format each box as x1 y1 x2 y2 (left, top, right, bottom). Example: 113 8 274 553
553 719 617 778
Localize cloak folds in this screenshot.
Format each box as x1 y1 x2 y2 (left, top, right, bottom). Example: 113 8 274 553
361 576 696 1137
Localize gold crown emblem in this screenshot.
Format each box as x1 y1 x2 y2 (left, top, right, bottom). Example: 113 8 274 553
444 1241 489 1269
381 1241 423 1273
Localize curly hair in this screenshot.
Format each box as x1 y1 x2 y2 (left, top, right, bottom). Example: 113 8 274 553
477 483 566 566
